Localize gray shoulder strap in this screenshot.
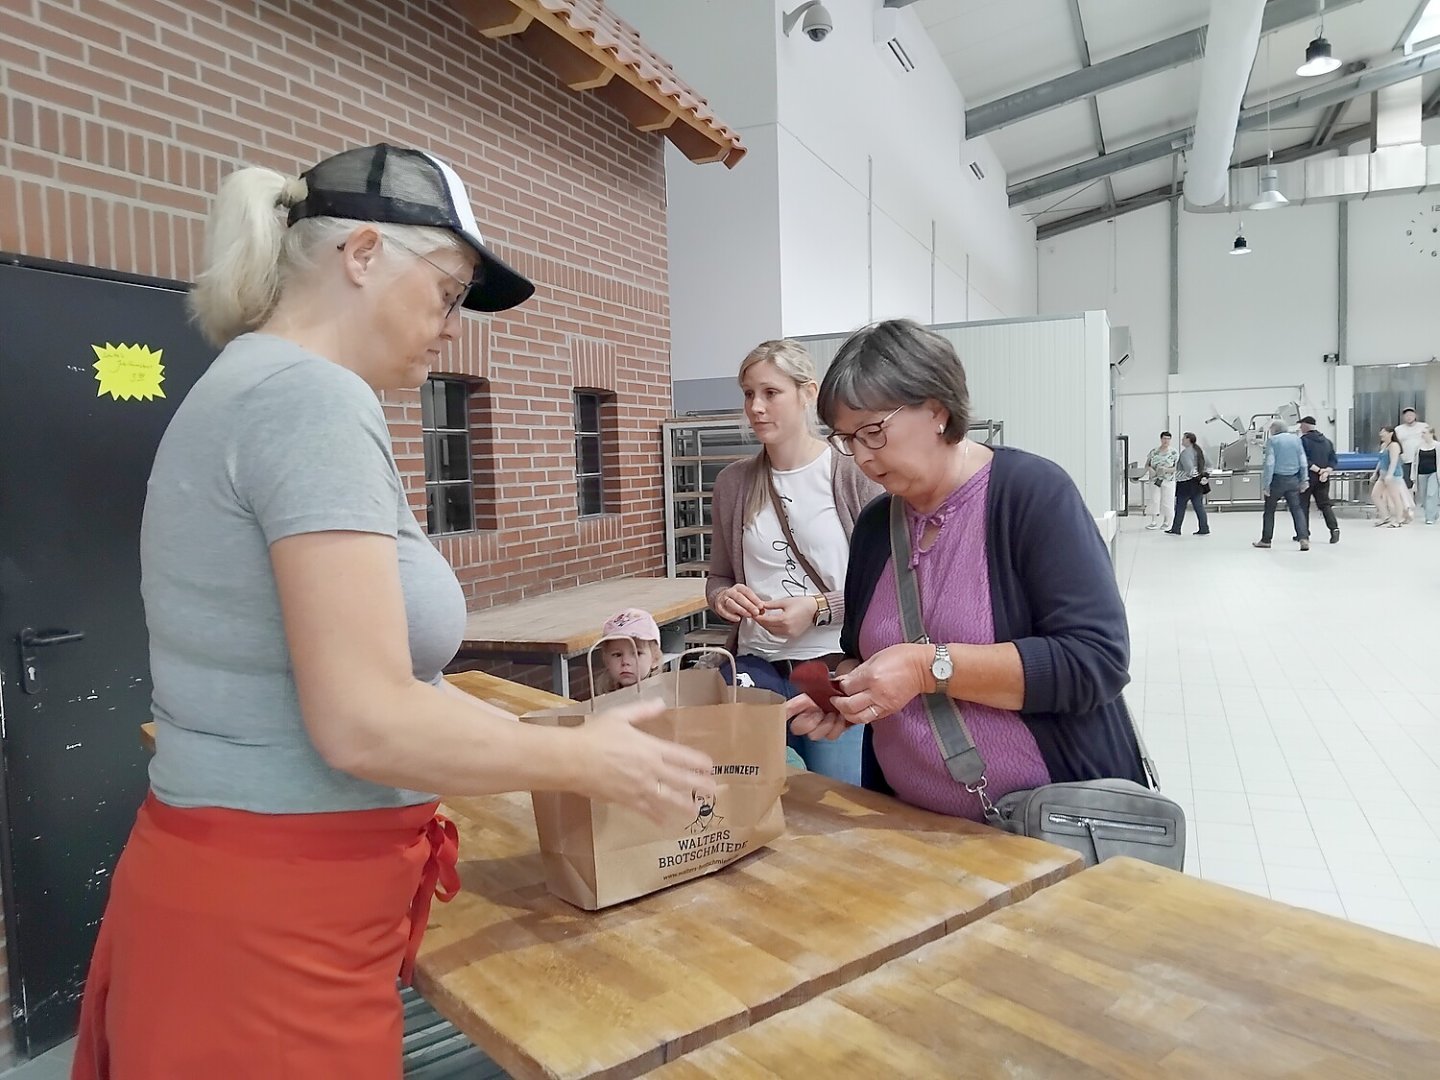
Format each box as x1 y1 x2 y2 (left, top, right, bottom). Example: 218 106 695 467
887 497 987 789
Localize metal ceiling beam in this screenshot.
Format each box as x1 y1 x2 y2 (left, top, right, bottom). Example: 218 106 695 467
1009 46 1440 206
1064 0 1116 209
1398 0 1434 49
1309 61 1367 147
965 0 1365 138
881 0 923 6
1034 119 1375 240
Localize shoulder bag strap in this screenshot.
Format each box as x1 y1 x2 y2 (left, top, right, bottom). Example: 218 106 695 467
1119 694 1162 790
886 497 990 792
766 469 832 594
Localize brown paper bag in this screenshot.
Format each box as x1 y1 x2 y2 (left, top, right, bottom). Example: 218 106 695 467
520 646 787 910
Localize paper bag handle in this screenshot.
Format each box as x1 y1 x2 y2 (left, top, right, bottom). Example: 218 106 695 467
673 647 738 704
585 634 646 712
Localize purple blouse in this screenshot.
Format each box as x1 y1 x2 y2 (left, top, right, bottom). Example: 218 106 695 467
858 462 1051 819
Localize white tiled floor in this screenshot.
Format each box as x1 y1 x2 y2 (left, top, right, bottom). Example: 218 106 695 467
1118 505 1440 946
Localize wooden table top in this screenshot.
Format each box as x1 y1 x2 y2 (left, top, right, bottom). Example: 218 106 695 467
460 577 708 655
416 772 1081 1080
650 857 1440 1079
445 670 571 715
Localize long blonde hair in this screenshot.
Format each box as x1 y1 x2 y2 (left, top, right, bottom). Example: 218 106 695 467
738 339 822 526
189 165 462 347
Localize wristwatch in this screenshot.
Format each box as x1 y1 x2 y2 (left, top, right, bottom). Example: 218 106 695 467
931 643 954 694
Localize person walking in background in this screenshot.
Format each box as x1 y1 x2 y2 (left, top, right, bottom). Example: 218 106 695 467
1395 407 1424 490
1144 431 1178 531
1372 426 1410 527
1298 416 1340 544
1416 425 1439 525
1166 432 1209 536
1254 420 1310 551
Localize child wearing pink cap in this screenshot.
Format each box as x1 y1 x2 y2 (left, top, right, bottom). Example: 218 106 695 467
594 608 664 696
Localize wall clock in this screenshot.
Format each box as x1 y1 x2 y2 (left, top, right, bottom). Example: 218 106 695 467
1408 203 1440 258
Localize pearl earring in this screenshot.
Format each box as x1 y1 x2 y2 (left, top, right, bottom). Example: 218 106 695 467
937 427 944 434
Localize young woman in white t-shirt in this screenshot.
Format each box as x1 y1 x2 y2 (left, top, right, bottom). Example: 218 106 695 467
706 341 881 783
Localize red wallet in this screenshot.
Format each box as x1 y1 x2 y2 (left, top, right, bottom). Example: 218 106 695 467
790 660 845 714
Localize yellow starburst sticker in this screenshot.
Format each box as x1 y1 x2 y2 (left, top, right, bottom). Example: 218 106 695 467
92 343 166 401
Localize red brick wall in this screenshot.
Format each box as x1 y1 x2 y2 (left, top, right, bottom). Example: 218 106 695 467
0 0 675 1057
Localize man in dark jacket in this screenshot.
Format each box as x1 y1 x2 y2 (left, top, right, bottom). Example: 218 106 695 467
1299 416 1340 544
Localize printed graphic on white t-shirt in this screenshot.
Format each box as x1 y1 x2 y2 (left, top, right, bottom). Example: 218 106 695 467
738 449 848 660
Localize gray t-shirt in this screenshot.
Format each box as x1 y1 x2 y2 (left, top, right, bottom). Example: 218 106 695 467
142 334 466 813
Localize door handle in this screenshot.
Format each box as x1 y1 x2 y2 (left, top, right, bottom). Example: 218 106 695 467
16 627 86 694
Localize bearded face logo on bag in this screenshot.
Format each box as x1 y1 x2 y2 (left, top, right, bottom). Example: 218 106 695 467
686 792 724 835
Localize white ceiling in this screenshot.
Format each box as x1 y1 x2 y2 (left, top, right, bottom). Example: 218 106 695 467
910 0 1440 229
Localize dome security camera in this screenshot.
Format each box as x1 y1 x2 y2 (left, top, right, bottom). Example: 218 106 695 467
803 3 833 41
783 2 833 42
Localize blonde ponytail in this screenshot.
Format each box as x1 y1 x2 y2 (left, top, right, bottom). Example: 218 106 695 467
189 167 301 347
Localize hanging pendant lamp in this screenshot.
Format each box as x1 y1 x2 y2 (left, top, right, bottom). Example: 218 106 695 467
1230 221 1252 255
1297 35 1341 77
1252 36 1289 209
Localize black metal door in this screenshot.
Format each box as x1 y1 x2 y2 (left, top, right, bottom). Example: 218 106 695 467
0 257 216 1055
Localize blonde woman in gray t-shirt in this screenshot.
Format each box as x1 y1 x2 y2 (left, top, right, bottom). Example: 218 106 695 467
71 145 714 1080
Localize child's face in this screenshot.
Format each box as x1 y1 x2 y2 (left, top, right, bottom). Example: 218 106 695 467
602 640 652 686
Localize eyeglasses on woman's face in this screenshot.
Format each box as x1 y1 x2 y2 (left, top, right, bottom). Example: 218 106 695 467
336 237 474 318
826 405 908 456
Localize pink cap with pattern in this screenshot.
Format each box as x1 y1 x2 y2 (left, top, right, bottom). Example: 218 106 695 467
601 608 661 643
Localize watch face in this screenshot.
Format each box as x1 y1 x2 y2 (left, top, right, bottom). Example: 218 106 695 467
1407 204 1440 259
932 653 954 679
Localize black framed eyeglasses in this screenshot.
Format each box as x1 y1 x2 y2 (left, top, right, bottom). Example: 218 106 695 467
826 405 908 456
337 238 474 317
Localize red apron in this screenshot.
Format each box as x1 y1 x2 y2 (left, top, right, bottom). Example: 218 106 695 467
71 794 458 1080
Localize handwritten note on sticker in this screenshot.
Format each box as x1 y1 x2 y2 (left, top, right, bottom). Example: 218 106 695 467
92 343 165 401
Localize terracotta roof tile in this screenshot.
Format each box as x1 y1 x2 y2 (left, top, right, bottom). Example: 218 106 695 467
533 0 746 166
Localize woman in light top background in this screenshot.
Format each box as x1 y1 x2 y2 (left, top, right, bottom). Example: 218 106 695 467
705 340 882 784
1373 426 1411 527
1415 425 1438 525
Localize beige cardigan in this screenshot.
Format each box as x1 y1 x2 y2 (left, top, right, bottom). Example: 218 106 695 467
705 450 883 632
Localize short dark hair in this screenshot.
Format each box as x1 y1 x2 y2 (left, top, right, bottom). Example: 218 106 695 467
817 319 971 442
1160 430 1172 438
1299 415 1317 425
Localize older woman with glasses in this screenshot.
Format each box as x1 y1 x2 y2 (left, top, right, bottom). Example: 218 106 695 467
785 319 1144 821
72 144 714 1079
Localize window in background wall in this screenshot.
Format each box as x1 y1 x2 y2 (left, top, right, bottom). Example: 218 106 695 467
423 377 475 535
574 389 609 517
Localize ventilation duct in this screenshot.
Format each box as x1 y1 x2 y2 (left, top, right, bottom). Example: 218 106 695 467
1226 144 1440 206
1224 76 1439 207
1184 0 1268 207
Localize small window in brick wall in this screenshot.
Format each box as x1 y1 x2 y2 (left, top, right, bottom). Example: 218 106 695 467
574 389 613 517
422 377 475 535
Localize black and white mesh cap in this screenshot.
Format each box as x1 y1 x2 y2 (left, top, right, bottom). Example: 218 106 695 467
287 143 535 313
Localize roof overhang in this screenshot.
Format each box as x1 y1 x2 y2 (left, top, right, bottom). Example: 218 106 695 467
450 0 746 167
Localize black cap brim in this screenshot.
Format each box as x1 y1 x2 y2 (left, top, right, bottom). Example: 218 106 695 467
459 233 535 313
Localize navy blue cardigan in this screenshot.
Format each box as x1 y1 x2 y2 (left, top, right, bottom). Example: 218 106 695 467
841 446 1146 795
